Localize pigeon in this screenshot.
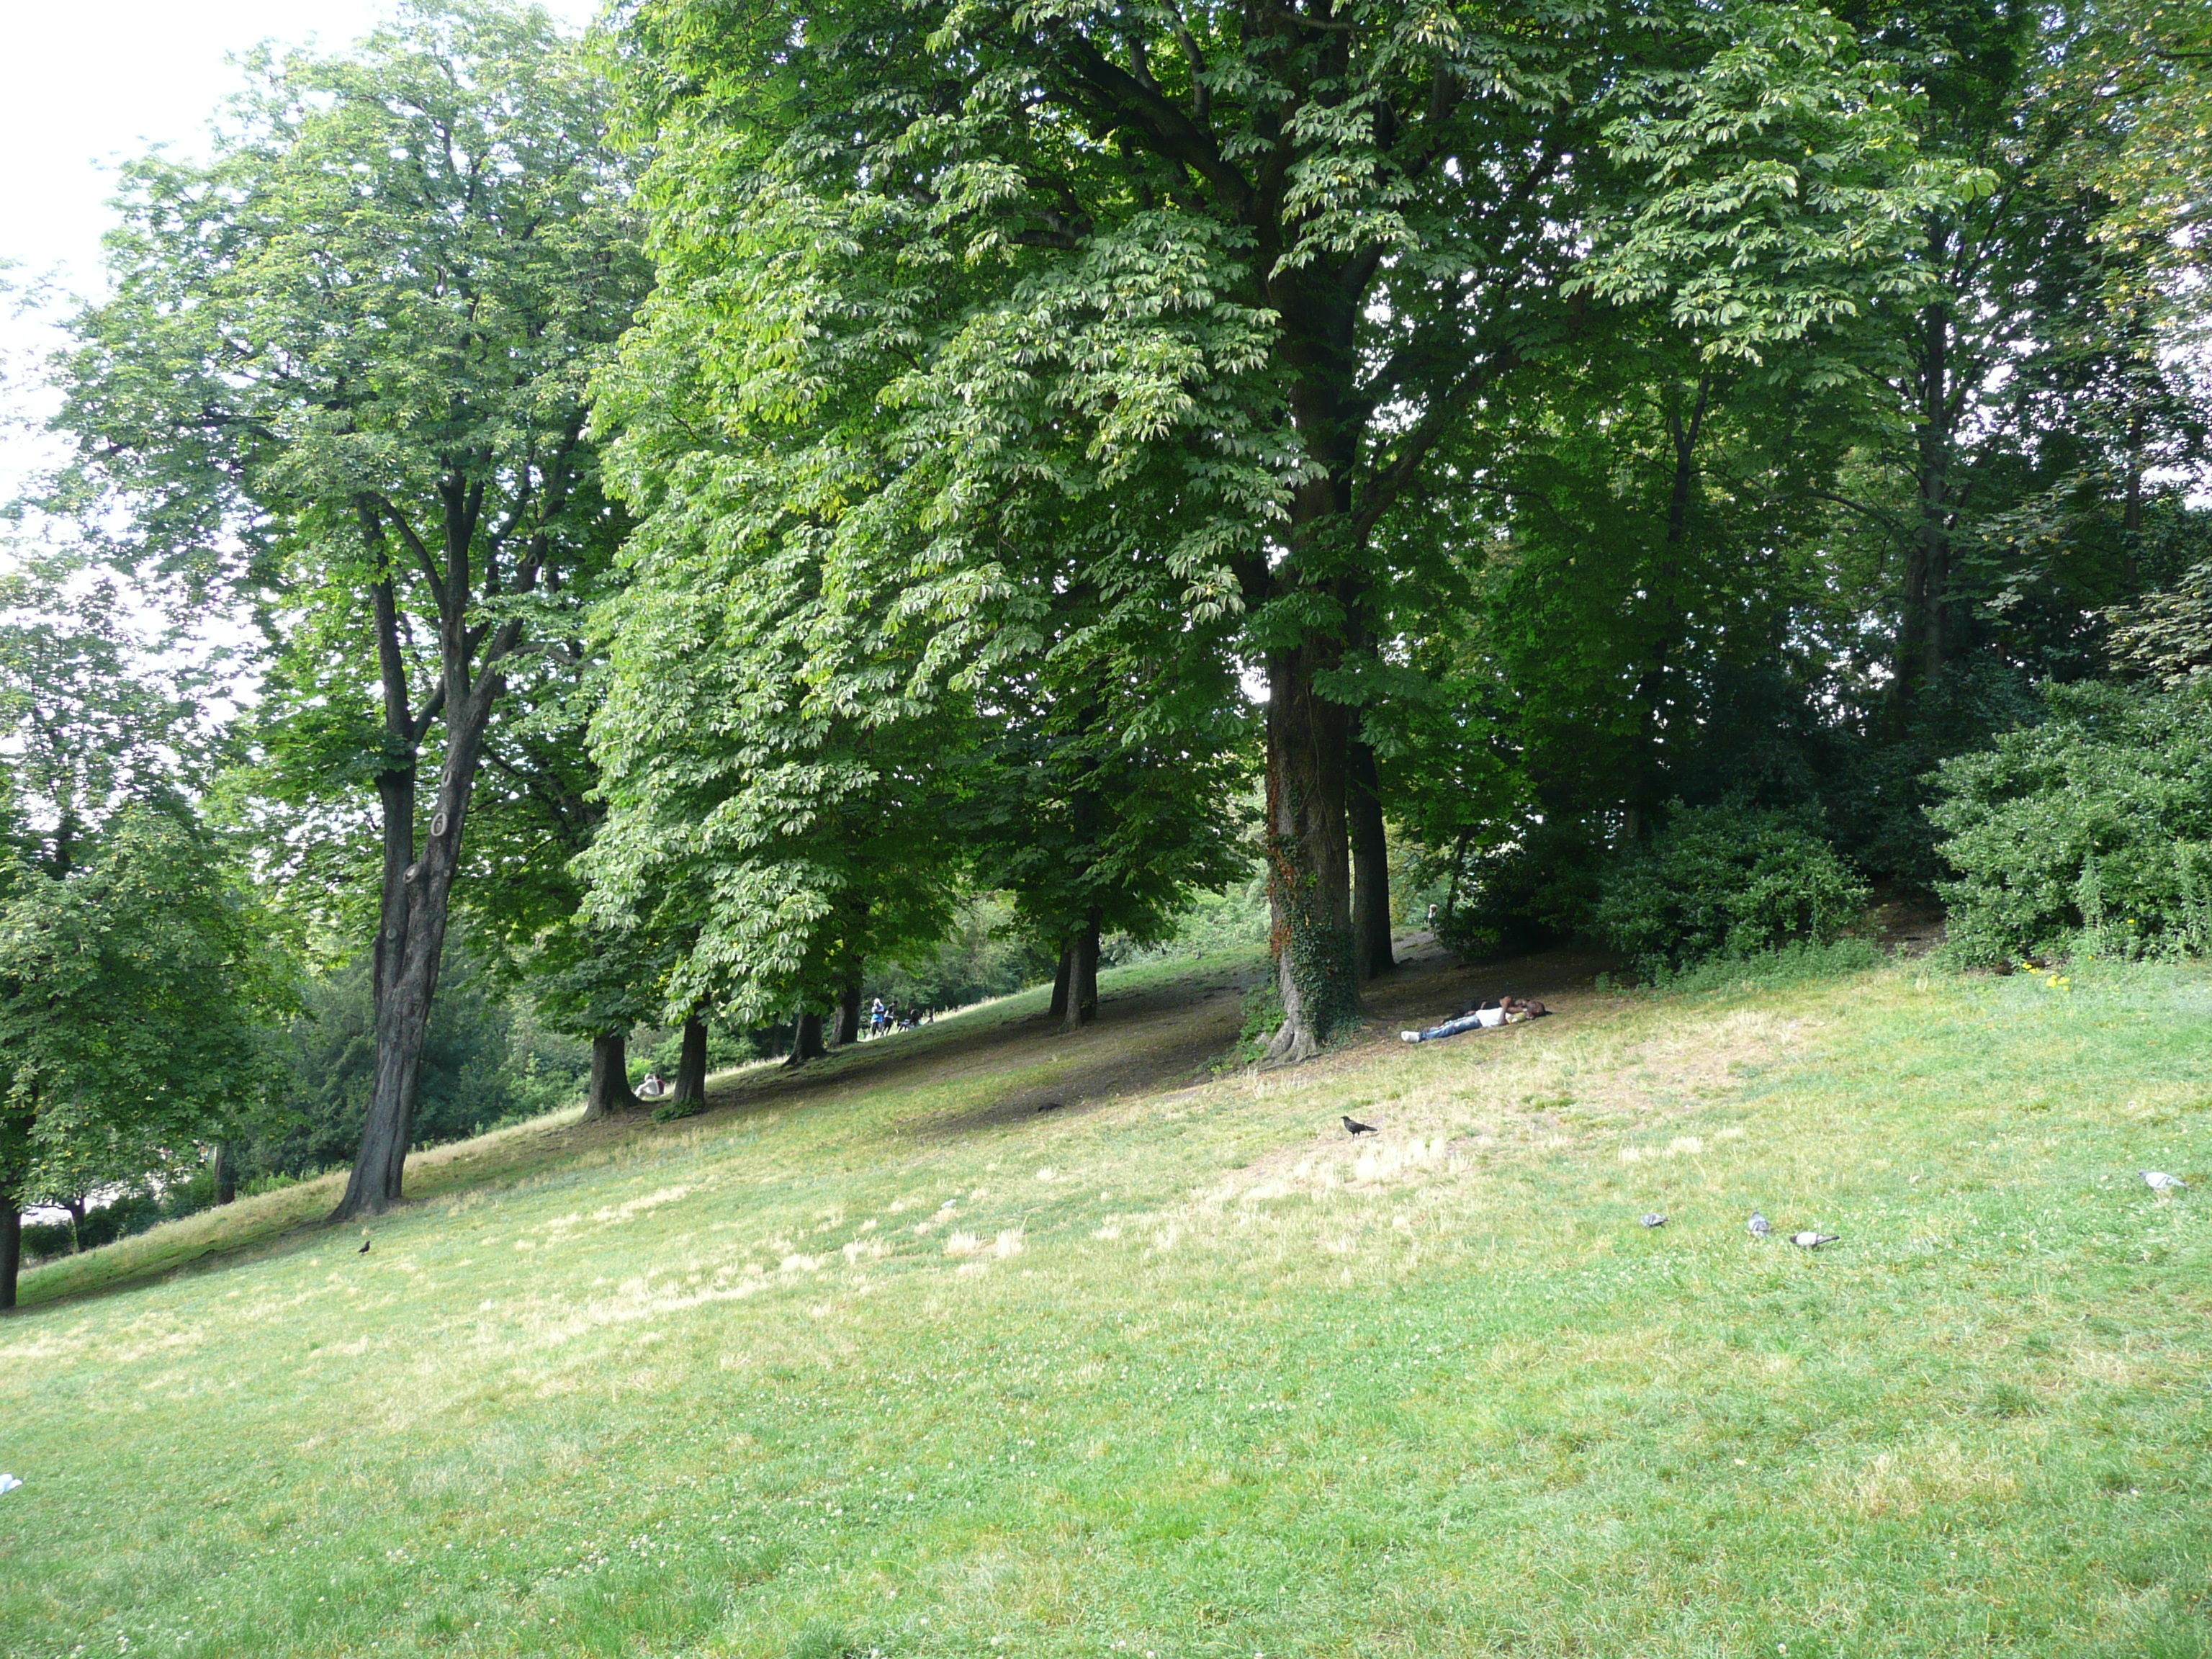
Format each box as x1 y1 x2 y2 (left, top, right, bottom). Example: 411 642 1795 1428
1640 1213 1667 1228
1747 1210 1771 1239
1398 1030 1422 1043
2144 1170 2187 1192
357 1238 371 1254
1790 1231 1840 1249
1343 1115 1379 1136
1035 1101 1064 1113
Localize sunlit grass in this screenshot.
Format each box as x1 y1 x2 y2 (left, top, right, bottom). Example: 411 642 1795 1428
1 953 2208 1657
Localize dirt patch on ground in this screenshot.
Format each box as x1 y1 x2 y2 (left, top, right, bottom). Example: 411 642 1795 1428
1866 884 1947 956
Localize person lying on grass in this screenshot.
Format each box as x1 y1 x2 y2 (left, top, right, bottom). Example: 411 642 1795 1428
1400 997 1547 1043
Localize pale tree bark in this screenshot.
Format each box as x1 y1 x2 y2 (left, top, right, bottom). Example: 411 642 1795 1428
583 1032 639 1120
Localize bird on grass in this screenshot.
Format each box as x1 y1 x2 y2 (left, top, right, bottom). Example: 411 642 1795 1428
1343 1115 1378 1136
357 1237 371 1255
2144 1171 2187 1193
1790 1231 1840 1249
1640 1213 1667 1228
1035 1102 1064 1113
1748 1211 1771 1239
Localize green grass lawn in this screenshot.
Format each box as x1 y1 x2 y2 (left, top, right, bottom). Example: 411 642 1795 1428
2 950 2208 1658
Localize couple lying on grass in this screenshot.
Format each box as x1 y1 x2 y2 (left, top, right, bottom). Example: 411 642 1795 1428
1401 995 1549 1043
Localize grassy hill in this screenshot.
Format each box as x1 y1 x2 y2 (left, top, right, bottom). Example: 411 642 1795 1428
2 943 2208 1658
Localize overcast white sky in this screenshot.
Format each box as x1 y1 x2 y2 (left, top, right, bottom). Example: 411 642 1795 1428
0 0 602 493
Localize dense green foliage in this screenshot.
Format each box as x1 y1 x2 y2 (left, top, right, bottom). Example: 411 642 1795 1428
1593 804 1872 981
1930 681 2212 964
4 0 2211 1279
0 809 289 1253
53 0 650 1215
241 943 588 1182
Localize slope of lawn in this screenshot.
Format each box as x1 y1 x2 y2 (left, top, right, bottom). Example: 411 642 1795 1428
1 943 2208 1659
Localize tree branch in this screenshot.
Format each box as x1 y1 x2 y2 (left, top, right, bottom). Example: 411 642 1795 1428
372 496 450 617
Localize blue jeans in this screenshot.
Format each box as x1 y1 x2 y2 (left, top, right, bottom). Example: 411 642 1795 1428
1413 1012 1489 1042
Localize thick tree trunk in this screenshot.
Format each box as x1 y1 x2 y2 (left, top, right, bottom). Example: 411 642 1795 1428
1062 907 1102 1032
0 1201 19 1310
331 715 489 1219
673 1012 709 1105
583 1031 639 1121
1264 640 1359 1061
784 1007 827 1067
333 506 513 1221
1048 941 1074 1022
1349 737 1394 981
212 1144 237 1207
834 979 863 1047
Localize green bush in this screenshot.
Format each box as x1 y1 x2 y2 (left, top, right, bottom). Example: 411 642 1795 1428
1928 680 2212 964
1594 804 1869 981
1433 818 1608 961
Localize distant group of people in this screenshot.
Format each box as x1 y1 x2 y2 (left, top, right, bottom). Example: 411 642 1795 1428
867 997 932 1037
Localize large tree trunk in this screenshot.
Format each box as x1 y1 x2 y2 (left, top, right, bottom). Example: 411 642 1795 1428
1264 640 1359 1061
0 1201 19 1311
333 501 518 1220
212 1144 237 1207
1349 737 1394 981
673 1011 709 1105
1062 907 1102 1032
1048 941 1074 1022
583 1031 639 1121
833 978 863 1047
332 706 490 1218
784 1006 827 1066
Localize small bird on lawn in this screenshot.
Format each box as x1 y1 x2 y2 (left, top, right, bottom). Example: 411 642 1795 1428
2144 1170 2187 1193
1343 1115 1379 1136
1748 1210 1771 1239
1640 1213 1668 1228
1790 1231 1840 1249
357 1237 371 1255
1035 1101 1064 1113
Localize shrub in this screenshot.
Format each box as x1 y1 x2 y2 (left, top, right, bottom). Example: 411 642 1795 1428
1928 680 2212 964
1594 803 1869 981
1433 818 1608 961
